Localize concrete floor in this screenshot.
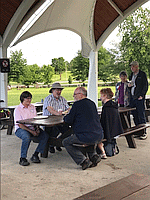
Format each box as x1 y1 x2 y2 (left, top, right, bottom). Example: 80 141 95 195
1 121 150 200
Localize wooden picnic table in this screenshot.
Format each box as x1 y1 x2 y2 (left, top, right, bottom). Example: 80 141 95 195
2 96 150 134
17 115 65 158
16 115 64 127
16 105 150 157
17 107 135 147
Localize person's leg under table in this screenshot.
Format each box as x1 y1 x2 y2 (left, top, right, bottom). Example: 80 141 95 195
130 97 139 126
62 134 87 165
35 129 49 155
15 128 31 166
15 128 31 158
135 98 146 124
45 126 59 153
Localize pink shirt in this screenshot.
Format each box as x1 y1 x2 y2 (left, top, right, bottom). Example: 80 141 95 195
14 103 37 131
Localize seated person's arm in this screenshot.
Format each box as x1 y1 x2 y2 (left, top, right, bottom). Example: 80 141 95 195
47 106 62 115
18 124 39 136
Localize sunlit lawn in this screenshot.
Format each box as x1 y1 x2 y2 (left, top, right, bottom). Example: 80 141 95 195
8 71 150 106
8 86 118 106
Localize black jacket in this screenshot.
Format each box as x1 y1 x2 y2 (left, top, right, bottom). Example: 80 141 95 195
64 98 103 143
100 100 123 141
129 69 148 99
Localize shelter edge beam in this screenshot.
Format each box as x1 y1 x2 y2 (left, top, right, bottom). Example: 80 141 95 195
3 0 46 49
96 0 149 51
107 0 124 17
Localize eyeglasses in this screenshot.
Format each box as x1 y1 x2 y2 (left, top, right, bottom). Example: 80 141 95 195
25 97 32 100
73 93 82 96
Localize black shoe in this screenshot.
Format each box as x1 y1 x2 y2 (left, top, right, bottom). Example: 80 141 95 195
30 155 41 163
90 154 101 167
80 158 92 170
49 147 55 153
56 147 62 151
19 158 30 166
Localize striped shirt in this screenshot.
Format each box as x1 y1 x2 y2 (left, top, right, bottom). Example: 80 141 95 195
43 94 69 116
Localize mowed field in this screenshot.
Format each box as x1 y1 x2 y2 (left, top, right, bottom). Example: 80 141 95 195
8 71 150 106
7 86 115 106
7 84 150 107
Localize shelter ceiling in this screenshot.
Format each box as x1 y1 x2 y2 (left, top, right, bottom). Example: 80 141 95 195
0 0 148 54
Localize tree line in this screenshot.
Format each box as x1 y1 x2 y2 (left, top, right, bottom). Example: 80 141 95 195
8 7 150 86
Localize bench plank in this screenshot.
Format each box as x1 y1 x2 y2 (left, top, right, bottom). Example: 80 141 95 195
73 124 150 149
120 124 150 148
74 174 150 200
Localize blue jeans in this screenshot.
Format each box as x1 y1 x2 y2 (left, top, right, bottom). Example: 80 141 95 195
62 134 97 165
130 96 146 125
15 128 49 158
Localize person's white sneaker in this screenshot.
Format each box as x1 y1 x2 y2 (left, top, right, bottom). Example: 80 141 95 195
101 153 107 159
139 132 148 140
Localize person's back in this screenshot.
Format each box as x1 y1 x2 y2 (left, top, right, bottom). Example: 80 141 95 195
65 98 103 143
97 88 123 158
62 86 103 170
101 100 123 140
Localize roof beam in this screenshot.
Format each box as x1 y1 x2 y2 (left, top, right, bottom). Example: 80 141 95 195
2 0 46 49
96 0 149 51
107 0 124 17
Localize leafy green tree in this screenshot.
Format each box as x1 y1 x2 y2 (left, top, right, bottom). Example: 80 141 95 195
41 64 54 84
51 57 66 80
21 65 33 86
8 50 27 84
118 7 150 77
98 46 117 83
70 51 89 82
27 64 42 83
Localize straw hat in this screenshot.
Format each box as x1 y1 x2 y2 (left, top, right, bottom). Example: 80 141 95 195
129 61 139 66
49 82 64 93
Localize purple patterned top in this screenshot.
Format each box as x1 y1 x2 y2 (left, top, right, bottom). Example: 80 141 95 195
119 82 124 105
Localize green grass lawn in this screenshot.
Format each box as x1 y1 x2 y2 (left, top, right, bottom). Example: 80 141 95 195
8 86 117 106
8 70 150 106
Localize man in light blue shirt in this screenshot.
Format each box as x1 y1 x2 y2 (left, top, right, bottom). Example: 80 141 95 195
43 83 71 153
43 83 70 116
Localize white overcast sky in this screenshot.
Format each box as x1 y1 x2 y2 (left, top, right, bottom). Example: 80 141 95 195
7 1 150 67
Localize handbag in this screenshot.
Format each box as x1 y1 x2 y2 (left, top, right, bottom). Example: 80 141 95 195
103 139 119 157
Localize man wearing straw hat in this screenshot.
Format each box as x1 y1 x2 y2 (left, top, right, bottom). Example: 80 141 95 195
43 82 71 153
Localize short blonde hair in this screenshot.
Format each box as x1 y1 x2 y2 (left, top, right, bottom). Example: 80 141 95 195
100 88 114 99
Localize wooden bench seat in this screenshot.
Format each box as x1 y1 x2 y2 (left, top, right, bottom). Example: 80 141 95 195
120 124 150 148
72 124 150 149
31 124 150 158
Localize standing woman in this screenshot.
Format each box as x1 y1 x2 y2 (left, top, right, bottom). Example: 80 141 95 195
115 71 131 128
115 71 130 107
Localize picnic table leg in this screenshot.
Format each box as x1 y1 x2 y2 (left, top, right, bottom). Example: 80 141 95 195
7 125 13 135
125 135 136 148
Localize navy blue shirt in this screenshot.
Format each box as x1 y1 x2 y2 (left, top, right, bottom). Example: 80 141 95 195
64 98 103 143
